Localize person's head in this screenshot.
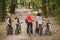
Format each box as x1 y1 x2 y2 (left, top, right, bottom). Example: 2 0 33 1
7 13 11 17
27 11 31 15
38 9 43 14
46 19 50 23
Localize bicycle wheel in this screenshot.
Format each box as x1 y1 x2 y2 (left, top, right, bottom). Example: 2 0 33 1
28 26 31 36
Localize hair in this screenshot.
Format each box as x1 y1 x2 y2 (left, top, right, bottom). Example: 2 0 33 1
7 13 11 17
38 9 43 13
27 11 31 15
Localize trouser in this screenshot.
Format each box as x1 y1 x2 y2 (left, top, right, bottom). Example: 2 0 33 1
7 24 13 33
39 24 43 35
46 26 50 32
16 24 19 28
8 24 12 29
35 21 39 34
27 22 33 34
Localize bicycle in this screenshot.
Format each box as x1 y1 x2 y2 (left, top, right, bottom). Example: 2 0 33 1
15 22 23 35
6 25 13 35
45 28 51 36
28 25 31 36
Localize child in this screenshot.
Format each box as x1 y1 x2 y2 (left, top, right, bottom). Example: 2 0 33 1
7 15 11 27
6 13 13 35
15 16 19 28
15 16 20 34
45 19 51 35
46 20 51 31
6 13 11 26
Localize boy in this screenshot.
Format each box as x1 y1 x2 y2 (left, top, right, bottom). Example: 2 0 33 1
45 19 51 35
6 13 13 35
46 20 51 31
15 16 19 28
15 16 20 34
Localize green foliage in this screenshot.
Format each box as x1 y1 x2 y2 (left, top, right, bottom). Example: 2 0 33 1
54 0 60 24
32 0 42 10
46 0 56 16
0 0 7 22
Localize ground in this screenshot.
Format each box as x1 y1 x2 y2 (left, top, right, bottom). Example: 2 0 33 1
0 9 60 40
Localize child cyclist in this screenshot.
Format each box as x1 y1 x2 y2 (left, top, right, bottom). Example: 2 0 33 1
45 19 51 35
15 16 19 29
15 15 20 34
6 13 13 35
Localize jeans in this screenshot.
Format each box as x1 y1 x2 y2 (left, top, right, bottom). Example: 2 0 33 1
27 22 33 34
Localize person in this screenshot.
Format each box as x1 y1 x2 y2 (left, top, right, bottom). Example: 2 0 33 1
6 13 12 29
46 20 51 31
45 19 51 35
15 15 20 34
15 16 19 28
35 9 43 36
6 13 13 35
25 11 33 34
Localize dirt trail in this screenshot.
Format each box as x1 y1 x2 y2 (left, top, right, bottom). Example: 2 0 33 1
0 9 60 40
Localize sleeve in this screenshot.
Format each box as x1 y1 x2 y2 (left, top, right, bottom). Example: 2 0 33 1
7 18 10 25
42 16 44 19
36 16 39 21
49 23 52 31
15 19 19 24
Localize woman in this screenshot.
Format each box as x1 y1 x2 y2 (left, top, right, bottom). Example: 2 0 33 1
25 11 33 34
36 9 43 36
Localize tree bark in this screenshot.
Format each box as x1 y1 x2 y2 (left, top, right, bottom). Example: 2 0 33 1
42 0 47 17
1 0 6 22
9 0 16 14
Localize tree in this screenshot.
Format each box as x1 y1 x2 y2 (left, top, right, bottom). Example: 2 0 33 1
55 0 60 24
46 0 56 16
0 0 7 22
32 0 42 10
9 0 16 14
42 0 47 17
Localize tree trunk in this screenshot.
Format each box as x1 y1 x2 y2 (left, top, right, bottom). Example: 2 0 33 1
29 2 30 9
42 0 47 17
9 0 16 14
1 0 6 22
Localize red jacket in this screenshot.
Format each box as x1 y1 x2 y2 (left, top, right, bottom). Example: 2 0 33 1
26 15 32 22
